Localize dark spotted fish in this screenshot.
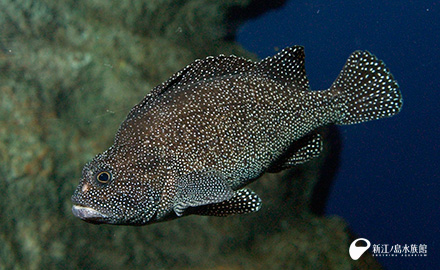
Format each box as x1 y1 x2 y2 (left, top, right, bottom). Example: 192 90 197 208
71 46 402 225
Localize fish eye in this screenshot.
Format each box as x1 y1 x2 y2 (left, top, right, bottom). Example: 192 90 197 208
96 171 111 184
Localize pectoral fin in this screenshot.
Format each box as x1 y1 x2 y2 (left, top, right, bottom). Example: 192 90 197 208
187 188 262 217
173 169 234 216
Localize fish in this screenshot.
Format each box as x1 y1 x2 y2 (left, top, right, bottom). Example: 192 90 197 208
71 46 402 225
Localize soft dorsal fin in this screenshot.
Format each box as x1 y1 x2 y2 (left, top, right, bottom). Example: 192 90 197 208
253 46 310 91
126 55 255 120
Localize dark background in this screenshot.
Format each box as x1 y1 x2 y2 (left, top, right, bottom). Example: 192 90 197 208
238 1 439 269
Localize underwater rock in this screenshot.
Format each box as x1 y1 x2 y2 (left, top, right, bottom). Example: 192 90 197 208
0 0 382 269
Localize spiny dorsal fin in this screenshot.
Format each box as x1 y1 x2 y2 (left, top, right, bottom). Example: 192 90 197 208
151 55 255 96
253 46 310 91
126 55 255 120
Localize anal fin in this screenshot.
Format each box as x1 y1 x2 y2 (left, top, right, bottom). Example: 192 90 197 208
267 132 323 173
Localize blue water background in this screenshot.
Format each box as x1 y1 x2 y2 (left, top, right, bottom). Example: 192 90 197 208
238 1 439 269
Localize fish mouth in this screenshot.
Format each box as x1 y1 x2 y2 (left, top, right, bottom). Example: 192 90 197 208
72 205 108 224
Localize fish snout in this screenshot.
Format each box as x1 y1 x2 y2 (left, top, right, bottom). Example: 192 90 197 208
72 205 108 224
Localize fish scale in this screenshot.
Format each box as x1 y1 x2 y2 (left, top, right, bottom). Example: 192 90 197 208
72 46 402 225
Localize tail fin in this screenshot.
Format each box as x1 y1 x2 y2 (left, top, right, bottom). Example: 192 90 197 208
331 51 403 125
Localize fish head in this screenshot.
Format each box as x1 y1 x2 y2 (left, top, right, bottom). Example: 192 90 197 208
71 145 161 225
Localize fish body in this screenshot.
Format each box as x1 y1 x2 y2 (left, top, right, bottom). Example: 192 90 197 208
72 46 402 225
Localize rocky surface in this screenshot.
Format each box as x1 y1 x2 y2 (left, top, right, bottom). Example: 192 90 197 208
0 0 381 269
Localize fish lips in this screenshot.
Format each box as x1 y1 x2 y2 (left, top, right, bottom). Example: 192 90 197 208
72 205 109 224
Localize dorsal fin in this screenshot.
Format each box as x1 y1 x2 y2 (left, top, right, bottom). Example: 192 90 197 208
253 46 310 91
126 55 255 120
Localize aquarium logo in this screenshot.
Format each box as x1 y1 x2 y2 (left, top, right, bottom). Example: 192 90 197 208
349 238 428 260
349 238 371 260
